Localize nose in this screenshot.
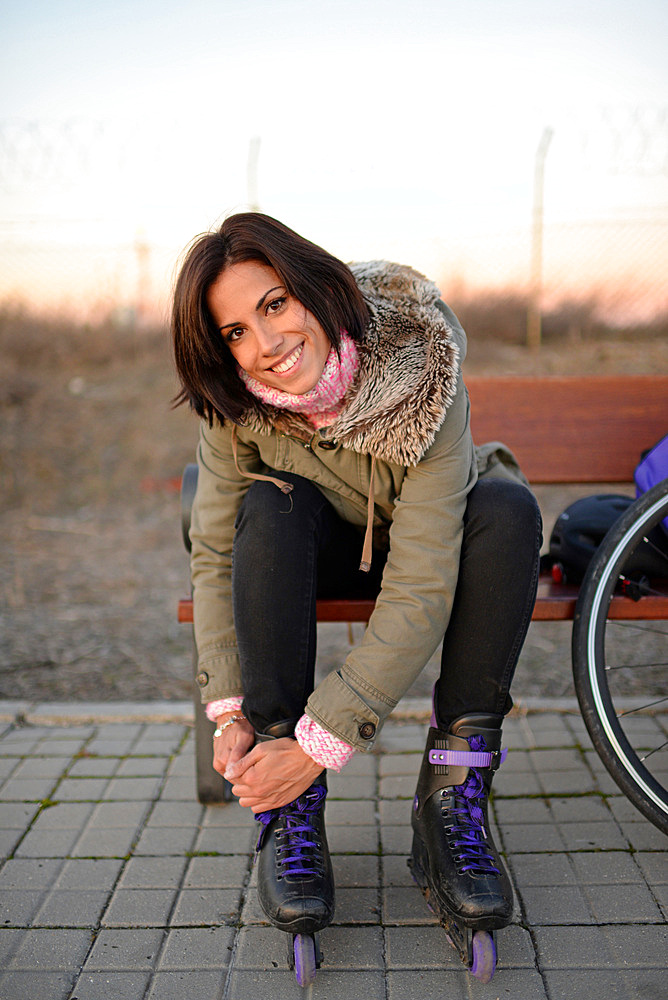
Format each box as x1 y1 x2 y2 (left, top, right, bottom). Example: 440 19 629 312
256 324 284 357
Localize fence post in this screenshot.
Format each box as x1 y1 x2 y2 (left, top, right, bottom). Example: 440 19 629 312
527 127 554 350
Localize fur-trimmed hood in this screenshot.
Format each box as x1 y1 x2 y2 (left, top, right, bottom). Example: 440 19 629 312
239 261 461 466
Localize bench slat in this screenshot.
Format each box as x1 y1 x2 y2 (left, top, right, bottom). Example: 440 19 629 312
178 584 668 626
467 375 668 483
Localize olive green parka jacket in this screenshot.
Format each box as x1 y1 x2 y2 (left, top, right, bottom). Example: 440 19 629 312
189 261 525 752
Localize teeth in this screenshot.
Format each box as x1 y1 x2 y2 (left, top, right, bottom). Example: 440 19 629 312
271 344 302 374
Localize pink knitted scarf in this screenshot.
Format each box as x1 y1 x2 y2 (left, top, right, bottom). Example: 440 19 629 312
238 331 359 429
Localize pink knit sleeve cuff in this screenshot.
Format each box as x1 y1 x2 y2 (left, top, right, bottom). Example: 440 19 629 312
295 713 355 772
205 697 244 723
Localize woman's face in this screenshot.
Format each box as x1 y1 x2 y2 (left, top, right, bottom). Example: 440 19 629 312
207 260 331 394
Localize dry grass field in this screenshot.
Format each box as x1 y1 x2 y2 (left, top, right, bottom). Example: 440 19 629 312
1 303 666 704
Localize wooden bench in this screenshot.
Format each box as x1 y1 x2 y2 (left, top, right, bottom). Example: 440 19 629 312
178 375 668 802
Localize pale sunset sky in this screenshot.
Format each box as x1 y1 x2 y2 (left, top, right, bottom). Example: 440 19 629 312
1 0 667 315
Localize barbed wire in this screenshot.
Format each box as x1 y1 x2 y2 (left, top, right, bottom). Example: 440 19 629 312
0 107 667 192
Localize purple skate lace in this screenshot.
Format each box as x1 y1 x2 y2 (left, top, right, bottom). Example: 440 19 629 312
255 784 327 878
444 735 500 876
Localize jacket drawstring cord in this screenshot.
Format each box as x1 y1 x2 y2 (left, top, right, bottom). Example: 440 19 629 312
231 426 294 508
359 456 376 573
232 426 375 570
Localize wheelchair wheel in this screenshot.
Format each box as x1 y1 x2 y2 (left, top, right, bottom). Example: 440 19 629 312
572 477 668 835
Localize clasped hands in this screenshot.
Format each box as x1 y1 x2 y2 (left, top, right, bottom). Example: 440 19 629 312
212 712 322 813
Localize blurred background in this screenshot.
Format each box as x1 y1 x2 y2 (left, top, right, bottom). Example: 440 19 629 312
1 0 667 703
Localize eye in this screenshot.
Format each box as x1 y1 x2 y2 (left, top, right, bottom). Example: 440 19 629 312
266 296 286 314
225 327 244 343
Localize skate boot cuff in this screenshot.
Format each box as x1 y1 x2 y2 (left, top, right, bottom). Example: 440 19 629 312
413 724 507 819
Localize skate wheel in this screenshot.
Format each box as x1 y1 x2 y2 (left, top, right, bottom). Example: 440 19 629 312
293 933 317 987
469 930 496 983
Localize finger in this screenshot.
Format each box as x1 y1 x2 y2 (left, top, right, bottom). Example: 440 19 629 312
227 731 254 766
225 743 264 780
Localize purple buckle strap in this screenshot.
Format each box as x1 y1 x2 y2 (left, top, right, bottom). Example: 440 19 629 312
428 747 508 769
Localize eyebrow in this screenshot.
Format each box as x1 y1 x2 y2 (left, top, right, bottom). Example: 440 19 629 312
218 285 285 331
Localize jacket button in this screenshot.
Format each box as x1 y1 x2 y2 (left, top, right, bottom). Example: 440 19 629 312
196 671 209 688
358 722 376 740
318 440 337 450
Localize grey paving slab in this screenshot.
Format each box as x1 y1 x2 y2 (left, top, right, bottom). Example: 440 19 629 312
379 823 413 855
158 775 199 800
119 856 188 889
15 827 83 857
634 851 668 883
69 971 152 999
133 825 199 855
570 850 647 884
101 887 178 927
157 924 235 969
10 756 72 780
148 800 204 827
0 829 26 855
617 819 668 851
382 855 415 887
331 885 381 924
325 798 376 824
0 888 45 925
508 852 577 887
169 887 243 925
518 884 595 924
502 821 568 853
28 801 95 830
0 803 39 841
328 822 378 853
543 969 663 1000
0 758 18 780
82 927 165 970
182 854 248 888
533 924 616 968
54 777 110 801
382 884 439 924
193 824 256 854
384 925 467 969
583 882 663 923
146 970 226 999
56 857 124 889
331 853 379 887
116 757 170 778
4 926 94 969
0 776 61 801
69 757 121 777
35 889 111 927
103 776 163 800
0 970 76 1000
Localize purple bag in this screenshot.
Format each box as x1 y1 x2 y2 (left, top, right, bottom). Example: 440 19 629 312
634 433 668 533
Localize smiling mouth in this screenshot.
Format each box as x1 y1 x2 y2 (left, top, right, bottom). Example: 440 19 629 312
270 343 303 374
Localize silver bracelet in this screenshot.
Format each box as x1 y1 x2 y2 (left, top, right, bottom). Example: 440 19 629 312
212 714 245 739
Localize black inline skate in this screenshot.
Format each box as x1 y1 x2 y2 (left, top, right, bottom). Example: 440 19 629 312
253 721 334 987
408 713 512 984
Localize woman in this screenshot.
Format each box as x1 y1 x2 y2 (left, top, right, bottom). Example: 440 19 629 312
172 212 541 976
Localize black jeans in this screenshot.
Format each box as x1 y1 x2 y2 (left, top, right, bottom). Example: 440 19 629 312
232 474 542 734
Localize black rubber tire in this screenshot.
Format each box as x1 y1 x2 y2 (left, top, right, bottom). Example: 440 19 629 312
572 477 668 835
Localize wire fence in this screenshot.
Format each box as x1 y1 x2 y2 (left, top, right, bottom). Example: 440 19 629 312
1 112 666 337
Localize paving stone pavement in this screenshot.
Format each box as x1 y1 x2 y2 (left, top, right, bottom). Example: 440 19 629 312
0 700 666 1000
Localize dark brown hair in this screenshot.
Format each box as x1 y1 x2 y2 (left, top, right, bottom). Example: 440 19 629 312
171 212 370 425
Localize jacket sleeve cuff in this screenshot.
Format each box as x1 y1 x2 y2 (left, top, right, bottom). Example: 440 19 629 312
306 668 390 751
295 714 355 772
194 648 243 704
205 697 244 723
